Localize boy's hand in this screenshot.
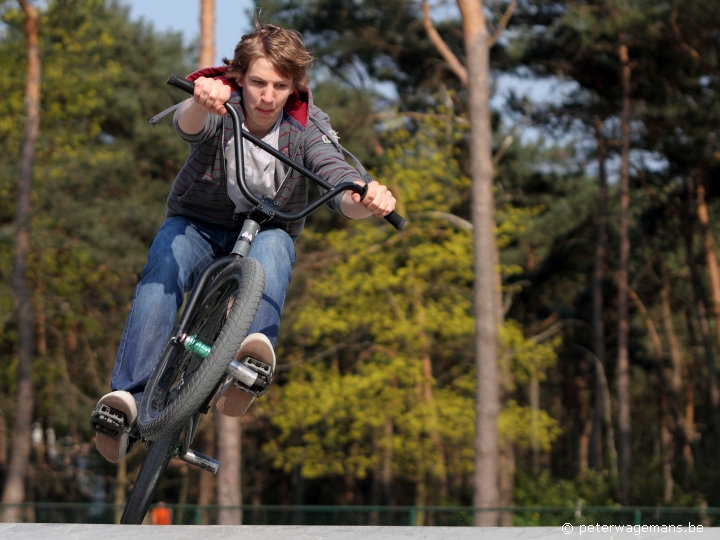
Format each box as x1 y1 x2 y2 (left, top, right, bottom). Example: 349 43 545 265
351 181 396 217
192 76 232 116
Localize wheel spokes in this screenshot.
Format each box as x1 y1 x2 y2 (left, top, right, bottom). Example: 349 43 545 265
151 276 241 414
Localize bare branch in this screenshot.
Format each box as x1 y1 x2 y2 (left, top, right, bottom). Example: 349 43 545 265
412 211 473 231
422 0 468 86
502 280 530 316
670 11 720 78
488 0 517 48
626 285 663 358
371 111 469 125
531 319 583 343
531 321 564 343
575 345 619 480
492 104 530 166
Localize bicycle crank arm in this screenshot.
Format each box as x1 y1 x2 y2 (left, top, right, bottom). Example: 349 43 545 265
179 448 220 475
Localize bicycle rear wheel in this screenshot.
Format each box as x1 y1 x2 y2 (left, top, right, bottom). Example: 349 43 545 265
137 257 264 441
120 433 177 524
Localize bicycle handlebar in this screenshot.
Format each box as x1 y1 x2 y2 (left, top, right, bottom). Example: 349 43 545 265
167 73 406 230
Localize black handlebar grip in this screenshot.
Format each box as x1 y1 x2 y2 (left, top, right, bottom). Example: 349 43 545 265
167 72 195 95
385 211 407 230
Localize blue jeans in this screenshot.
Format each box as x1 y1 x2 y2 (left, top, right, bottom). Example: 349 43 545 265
110 216 295 403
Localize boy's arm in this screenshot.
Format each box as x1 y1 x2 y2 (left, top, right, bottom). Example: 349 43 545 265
340 181 396 219
304 110 396 219
174 77 230 140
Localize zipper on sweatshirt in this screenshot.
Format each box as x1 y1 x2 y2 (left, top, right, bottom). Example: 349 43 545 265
222 112 240 227
273 126 308 206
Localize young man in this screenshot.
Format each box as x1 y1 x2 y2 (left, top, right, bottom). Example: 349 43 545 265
91 24 396 462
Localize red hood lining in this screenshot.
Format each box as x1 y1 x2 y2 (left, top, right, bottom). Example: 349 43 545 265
187 66 309 128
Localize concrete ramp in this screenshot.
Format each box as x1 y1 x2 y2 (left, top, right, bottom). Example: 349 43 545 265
1 523 716 539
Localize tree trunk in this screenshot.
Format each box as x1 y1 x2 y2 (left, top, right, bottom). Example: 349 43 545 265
628 282 675 505
114 459 127 524
0 404 7 472
660 389 674 504
370 430 382 525
530 377 540 473
576 374 591 479
696 173 720 353
198 415 216 524
382 416 394 505
176 463 190 524
593 355 618 481
590 122 608 471
498 348 515 526
684 177 720 446
414 290 449 498
616 37 632 504
456 0 499 526
658 259 698 458
199 0 215 68
497 437 515 527
660 261 683 400
683 308 696 466
217 414 242 524
1 0 40 523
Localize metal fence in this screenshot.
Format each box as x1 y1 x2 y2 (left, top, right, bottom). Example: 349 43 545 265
0 504 718 526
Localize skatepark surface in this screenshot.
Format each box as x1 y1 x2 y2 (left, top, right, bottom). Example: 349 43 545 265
0 524 716 539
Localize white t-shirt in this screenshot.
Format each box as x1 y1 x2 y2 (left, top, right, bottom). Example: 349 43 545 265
225 114 283 213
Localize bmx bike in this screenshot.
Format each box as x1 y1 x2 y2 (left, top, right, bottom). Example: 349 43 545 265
108 73 406 524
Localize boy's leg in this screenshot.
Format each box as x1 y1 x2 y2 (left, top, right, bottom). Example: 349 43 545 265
245 227 296 346
110 216 221 405
95 217 224 462
216 227 295 416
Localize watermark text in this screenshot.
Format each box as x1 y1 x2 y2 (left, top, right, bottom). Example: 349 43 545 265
562 523 704 535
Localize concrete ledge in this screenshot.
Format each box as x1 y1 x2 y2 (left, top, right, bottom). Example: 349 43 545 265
0 524 714 539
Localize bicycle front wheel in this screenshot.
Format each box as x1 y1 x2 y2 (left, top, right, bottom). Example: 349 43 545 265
120 433 177 524
137 257 264 441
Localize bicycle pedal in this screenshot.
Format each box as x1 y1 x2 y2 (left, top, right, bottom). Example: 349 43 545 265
226 356 274 397
179 448 220 475
90 404 128 441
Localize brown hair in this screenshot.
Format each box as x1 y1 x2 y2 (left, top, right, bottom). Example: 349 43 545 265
223 24 314 91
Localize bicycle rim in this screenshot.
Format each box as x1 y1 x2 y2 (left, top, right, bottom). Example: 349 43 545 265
137 257 264 440
150 273 243 415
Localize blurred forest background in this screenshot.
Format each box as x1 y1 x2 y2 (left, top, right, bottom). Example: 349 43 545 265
1 0 720 518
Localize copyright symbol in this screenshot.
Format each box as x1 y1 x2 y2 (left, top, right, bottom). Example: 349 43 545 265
562 523 573 534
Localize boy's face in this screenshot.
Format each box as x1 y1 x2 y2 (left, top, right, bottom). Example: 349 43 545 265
239 57 294 138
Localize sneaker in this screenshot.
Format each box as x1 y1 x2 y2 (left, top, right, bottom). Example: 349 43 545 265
216 333 276 417
91 390 138 463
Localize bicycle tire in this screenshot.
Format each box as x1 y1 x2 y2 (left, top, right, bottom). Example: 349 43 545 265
120 433 177 524
137 256 264 441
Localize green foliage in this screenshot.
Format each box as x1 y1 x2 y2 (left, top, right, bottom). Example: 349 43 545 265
264 112 476 504
3 0 720 511
262 110 564 505
500 319 560 386
499 400 562 452
0 0 192 493
514 468 615 508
